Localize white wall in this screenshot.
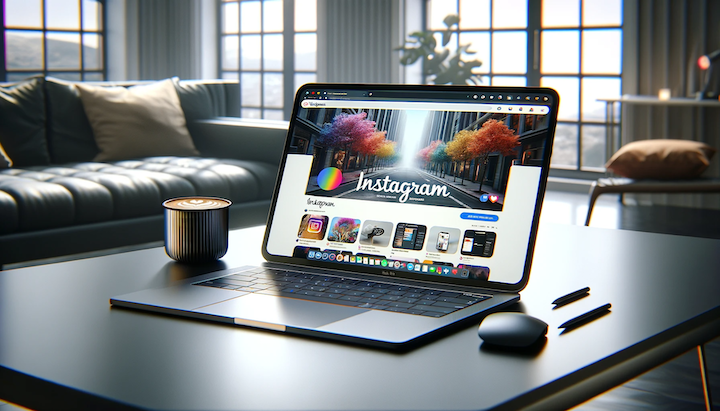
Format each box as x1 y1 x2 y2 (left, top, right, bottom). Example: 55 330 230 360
200 0 219 79
106 0 138 80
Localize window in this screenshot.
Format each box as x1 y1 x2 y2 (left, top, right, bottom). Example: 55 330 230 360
422 0 623 173
1 0 106 82
220 0 317 120
425 0 529 87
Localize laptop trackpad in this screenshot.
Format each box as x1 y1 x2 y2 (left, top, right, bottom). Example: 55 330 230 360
194 293 368 329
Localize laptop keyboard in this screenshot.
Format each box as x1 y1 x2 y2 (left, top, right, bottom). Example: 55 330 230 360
194 267 490 317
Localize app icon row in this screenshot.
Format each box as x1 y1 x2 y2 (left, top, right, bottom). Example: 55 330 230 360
298 214 496 257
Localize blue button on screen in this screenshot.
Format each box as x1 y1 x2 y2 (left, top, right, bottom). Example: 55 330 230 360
460 212 499 222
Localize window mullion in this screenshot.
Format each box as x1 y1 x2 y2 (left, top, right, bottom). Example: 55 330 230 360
526 0 541 86
0 4 6 81
79 0 85 76
236 3 241 107
102 0 108 79
42 0 48 77
260 4 265 115
577 1 584 170
421 0 429 84
488 0 492 85
284 0 295 119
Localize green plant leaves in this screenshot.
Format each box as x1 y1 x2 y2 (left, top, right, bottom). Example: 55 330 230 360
443 14 460 28
396 14 483 85
441 30 452 47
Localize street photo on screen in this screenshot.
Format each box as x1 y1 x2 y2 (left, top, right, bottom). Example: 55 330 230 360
288 106 551 211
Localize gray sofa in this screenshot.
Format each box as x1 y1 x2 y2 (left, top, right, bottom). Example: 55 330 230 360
0 77 287 268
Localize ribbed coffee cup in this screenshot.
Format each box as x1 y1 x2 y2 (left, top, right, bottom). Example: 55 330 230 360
163 197 232 263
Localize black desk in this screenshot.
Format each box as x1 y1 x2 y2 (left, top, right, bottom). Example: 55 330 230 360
1 224 719 410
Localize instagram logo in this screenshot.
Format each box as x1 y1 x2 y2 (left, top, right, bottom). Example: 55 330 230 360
307 218 324 233
298 214 328 240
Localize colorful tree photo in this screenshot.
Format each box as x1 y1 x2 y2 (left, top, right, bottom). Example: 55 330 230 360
327 217 361 243
468 119 520 186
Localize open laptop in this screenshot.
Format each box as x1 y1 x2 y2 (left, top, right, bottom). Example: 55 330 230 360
111 83 559 349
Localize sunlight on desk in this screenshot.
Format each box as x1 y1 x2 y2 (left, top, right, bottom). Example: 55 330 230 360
542 191 620 228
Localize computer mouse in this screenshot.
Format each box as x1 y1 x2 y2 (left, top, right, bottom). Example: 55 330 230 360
478 312 548 347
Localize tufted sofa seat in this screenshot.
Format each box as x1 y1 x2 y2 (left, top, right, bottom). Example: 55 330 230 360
0 157 278 234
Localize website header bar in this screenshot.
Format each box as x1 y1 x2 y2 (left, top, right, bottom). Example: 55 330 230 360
300 99 550 115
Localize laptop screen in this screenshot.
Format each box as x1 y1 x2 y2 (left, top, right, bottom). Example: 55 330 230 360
263 84 558 291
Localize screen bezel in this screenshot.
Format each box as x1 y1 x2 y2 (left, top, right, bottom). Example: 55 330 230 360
261 83 559 293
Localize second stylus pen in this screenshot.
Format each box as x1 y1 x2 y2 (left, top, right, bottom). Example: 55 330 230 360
559 303 612 329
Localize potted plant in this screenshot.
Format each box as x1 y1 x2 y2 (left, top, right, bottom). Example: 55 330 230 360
396 14 483 85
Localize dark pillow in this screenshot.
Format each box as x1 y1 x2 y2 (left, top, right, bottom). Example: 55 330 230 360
174 80 242 147
77 79 200 162
173 79 224 122
0 76 50 166
606 139 717 179
173 78 240 122
44 77 99 163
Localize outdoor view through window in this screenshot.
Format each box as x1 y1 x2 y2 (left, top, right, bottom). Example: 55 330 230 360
2 0 105 82
3 0 622 173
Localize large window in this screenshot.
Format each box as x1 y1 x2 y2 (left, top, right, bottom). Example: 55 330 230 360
1 0 106 82
221 0 317 120
426 0 530 87
423 0 623 173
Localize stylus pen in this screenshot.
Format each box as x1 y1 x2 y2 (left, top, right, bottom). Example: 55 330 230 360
552 286 590 306
559 303 612 329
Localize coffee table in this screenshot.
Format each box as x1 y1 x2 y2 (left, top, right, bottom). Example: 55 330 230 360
1 224 719 410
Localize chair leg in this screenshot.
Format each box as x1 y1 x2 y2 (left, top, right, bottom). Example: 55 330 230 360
698 344 713 411
585 182 600 226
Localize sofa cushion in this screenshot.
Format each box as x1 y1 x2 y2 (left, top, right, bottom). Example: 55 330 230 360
0 143 11 169
47 176 114 223
0 190 19 234
117 157 271 201
0 176 75 231
124 161 235 200
0 157 275 233
0 76 51 167
68 169 163 219
77 79 200 162
212 158 278 199
44 77 100 163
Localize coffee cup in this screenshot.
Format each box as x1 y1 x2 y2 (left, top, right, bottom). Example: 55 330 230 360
163 197 232 263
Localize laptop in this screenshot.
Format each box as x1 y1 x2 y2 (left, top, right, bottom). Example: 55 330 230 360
111 83 559 349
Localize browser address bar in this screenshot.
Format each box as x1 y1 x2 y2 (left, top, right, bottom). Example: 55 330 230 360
300 99 550 114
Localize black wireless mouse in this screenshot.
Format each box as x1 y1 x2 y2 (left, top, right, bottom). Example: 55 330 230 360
478 312 548 347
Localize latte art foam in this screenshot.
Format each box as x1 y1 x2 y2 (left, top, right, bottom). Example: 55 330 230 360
163 197 232 211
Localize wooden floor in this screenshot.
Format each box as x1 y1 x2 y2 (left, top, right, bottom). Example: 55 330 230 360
541 190 720 411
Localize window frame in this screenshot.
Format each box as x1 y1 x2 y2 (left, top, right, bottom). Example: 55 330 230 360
1 0 108 82
538 4 623 174
420 0 623 177
219 0 317 120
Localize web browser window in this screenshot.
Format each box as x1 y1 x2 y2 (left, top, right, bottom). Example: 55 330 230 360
265 85 557 288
